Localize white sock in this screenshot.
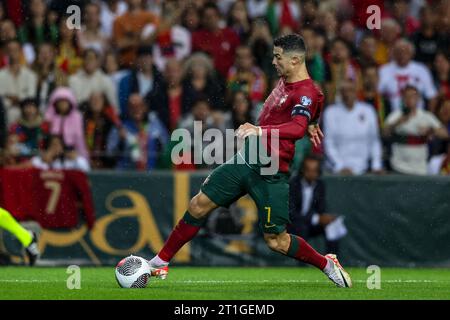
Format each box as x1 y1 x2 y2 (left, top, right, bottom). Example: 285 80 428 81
323 257 334 274
149 255 169 267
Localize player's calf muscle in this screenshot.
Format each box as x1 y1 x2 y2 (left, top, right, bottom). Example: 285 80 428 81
264 232 290 254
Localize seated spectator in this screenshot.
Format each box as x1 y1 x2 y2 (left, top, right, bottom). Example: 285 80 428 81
44 87 88 158
324 79 383 175
324 38 362 105
247 18 275 83
378 38 438 112
288 155 346 255
389 0 420 36
181 4 200 33
383 85 449 175
428 140 450 175
374 18 401 66
118 45 164 117
357 33 378 69
99 0 128 39
107 94 168 171
191 2 240 79
55 17 83 75
140 0 191 72
78 2 109 55
300 26 326 86
436 98 450 135
409 5 441 68
32 42 68 111
17 0 58 51
227 0 251 42
432 51 450 100
82 92 121 169
0 19 31 65
8 98 49 161
227 45 267 106
69 48 119 112
112 0 159 68
358 64 392 127
182 52 226 112
224 91 254 130
147 58 188 132
0 40 38 125
31 134 90 172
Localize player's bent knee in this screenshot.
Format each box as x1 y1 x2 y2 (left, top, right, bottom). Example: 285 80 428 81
188 193 216 219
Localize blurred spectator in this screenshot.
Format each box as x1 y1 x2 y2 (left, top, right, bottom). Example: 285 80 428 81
300 26 326 85
100 0 128 39
223 90 254 130
181 4 200 32
247 18 275 82
0 40 38 125
410 5 441 68
78 1 110 55
359 64 391 127
378 38 438 112
82 91 121 169
339 20 357 56
112 0 159 68
0 20 28 66
44 87 88 158
103 50 128 91
147 58 188 132
316 10 338 42
428 140 450 175
374 18 401 65
141 0 191 72
118 45 163 116
357 33 378 69
324 79 383 175
55 17 83 75
8 98 49 161
191 2 240 79
300 0 319 27
107 93 168 170
69 48 119 112
389 0 420 36
30 134 90 172
265 0 300 35
288 155 345 255
32 42 68 111
324 38 362 104
17 0 58 52
383 85 448 175
227 0 251 42
227 45 267 106
436 98 450 135
432 51 450 100
182 52 225 112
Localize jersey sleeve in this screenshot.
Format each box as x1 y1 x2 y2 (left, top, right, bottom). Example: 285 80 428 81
260 89 321 140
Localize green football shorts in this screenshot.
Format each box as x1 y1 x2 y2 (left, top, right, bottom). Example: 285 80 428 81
200 155 290 234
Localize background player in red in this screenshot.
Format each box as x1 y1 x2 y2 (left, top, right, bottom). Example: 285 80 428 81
149 34 352 288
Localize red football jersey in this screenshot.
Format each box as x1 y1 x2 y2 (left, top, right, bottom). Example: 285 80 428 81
258 78 324 172
0 168 95 229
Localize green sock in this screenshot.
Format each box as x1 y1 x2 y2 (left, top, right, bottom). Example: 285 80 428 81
0 207 32 247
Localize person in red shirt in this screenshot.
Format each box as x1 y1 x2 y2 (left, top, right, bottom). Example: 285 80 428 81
191 2 240 79
148 34 352 288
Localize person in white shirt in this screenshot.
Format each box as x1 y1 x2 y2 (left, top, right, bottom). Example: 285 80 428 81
384 85 448 175
324 79 383 175
68 48 119 112
0 40 37 125
378 38 438 112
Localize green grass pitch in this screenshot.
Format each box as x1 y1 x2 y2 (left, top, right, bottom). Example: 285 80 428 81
0 267 449 300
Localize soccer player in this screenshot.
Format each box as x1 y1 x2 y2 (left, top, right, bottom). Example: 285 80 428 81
148 34 352 287
0 207 39 265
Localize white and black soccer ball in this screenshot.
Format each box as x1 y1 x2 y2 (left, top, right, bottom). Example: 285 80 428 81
115 255 151 288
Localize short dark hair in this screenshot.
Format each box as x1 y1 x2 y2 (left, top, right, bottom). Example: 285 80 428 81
402 84 419 94
273 34 307 54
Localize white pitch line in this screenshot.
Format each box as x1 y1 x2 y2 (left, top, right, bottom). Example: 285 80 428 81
0 279 443 284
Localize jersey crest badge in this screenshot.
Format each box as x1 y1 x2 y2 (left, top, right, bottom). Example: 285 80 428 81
300 96 312 107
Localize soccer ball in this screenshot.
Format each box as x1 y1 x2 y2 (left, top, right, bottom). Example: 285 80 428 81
115 255 151 288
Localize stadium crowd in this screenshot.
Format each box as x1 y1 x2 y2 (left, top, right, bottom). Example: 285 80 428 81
0 0 448 175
